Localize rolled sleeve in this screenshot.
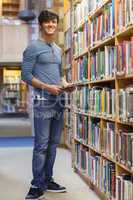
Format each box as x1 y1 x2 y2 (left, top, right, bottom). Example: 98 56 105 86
21 45 37 85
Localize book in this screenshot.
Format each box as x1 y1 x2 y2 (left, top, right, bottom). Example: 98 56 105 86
90 46 117 81
116 175 133 200
119 86 133 122
89 117 100 151
116 130 133 169
103 122 115 159
89 86 116 118
60 77 76 90
90 1 115 47
75 113 88 144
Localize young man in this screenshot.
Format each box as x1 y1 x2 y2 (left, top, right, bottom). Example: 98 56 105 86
22 10 74 200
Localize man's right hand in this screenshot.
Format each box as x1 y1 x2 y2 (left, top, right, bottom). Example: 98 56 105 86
47 85 63 95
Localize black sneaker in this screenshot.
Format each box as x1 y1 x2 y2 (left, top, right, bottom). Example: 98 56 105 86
47 181 66 193
25 187 45 200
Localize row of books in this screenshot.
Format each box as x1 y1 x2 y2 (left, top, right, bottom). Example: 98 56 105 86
1 99 20 113
75 144 116 199
90 1 115 46
72 0 114 29
74 115 133 170
72 0 89 30
74 113 88 144
119 86 133 122
72 0 132 45
100 158 116 198
75 143 133 200
89 87 116 118
90 38 133 80
103 125 133 170
116 130 133 170
64 28 71 50
73 22 89 56
88 0 105 14
4 90 20 98
89 117 101 151
4 76 21 84
72 38 133 82
90 46 116 80
116 174 133 200
116 39 133 76
64 9 71 32
73 86 88 112
117 0 133 32
72 55 88 82
72 85 133 123
103 122 115 159
64 50 71 67
3 83 20 91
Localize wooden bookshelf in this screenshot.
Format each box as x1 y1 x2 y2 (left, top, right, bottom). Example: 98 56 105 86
89 36 115 51
89 0 111 19
63 0 73 149
0 0 20 17
74 48 88 59
64 0 133 199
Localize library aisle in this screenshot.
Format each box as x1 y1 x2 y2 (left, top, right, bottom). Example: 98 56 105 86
0 147 100 200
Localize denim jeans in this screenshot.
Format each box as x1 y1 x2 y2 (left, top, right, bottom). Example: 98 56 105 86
31 99 64 189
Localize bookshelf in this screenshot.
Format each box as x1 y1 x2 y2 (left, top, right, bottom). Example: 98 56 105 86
0 0 20 17
64 0 133 199
63 0 73 150
0 67 28 115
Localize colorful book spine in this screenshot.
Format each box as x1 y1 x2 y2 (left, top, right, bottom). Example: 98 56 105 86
64 28 71 50
89 118 101 151
87 153 101 187
88 0 106 14
72 55 88 82
116 39 132 75
75 144 87 173
73 22 89 56
90 46 117 80
90 1 115 47
101 159 116 198
73 86 89 112
75 114 89 144
116 175 133 200
73 0 89 29
117 0 133 32
119 86 133 122
116 130 133 169
75 144 116 199
103 122 116 159
89 87 116 118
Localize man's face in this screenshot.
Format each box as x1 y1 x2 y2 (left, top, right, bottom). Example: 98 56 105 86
41 18 58 35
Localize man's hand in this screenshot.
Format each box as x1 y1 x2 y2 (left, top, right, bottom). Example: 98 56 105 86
47 85 63 95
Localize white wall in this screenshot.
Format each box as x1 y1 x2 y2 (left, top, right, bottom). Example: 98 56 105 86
0 23 29 63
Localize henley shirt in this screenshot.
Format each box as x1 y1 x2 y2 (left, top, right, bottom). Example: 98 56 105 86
21 39 63 100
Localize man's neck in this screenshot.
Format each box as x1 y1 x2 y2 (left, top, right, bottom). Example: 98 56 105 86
40 34 55 44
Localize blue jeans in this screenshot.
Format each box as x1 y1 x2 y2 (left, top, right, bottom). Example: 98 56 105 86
31 99 64 189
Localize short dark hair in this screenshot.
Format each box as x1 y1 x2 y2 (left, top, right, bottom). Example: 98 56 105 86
38 10 59 25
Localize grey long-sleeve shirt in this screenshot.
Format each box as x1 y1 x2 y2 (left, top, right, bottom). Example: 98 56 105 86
21 39 63 100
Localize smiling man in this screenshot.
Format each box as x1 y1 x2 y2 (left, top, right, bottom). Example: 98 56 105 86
21 10 74 200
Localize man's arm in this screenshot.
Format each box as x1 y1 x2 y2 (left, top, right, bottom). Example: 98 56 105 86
31 77 62 96
21 44 62 95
